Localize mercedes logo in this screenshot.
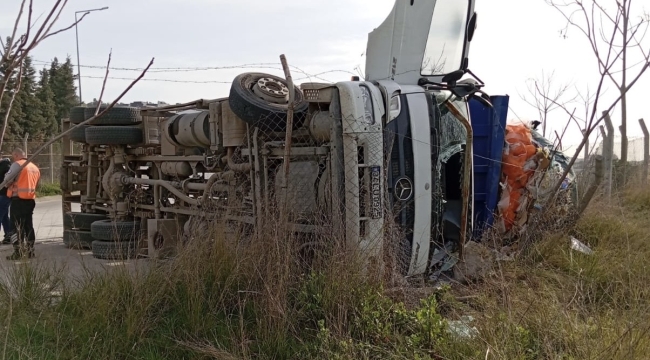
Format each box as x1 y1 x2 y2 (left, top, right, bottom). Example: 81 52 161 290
394 176 414 201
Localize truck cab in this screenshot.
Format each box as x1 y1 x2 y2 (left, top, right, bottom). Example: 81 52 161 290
61 0 486 280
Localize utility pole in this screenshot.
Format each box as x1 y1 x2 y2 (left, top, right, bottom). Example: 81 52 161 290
74 6 109 104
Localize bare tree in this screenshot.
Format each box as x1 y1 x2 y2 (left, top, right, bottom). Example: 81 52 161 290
0 0 94 149
0 0 155 186
543 0 650 197
599 0 649 183
519 69 576 138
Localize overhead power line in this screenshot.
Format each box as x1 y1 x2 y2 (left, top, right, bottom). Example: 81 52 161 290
80 75 232 84
31 59 360 82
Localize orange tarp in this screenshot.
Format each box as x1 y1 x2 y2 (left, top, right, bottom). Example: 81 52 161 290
499 124 537 231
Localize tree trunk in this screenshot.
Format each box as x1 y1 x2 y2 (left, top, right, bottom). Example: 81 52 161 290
620 0 629 184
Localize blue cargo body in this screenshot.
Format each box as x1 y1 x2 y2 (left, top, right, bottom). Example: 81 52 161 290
469 95 509 239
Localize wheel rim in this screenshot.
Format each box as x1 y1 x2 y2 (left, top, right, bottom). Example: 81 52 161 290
252 77 289 104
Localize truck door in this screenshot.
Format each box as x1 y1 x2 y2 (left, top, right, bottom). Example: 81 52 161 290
364 0 476 85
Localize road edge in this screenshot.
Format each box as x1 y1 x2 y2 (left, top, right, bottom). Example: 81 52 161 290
36 195 62 203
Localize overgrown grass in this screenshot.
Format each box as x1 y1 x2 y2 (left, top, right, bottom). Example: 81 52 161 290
432 186 650 359
36 182 62 197
1 186 649 359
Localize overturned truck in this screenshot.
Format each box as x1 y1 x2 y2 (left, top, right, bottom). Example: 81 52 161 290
61 0 497 278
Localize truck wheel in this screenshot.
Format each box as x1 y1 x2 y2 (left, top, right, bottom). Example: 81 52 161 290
228 72 308 132
64 212 108 231
69 125 89 143
63 230 94 249
69 106 86 124
82 106 141 125
85 126 143 145
91 220 141 242
91 240 138 260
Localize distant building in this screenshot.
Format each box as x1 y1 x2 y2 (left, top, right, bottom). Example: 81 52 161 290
128 101 169 108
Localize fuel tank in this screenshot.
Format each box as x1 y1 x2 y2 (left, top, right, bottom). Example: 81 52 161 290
163 110 211 148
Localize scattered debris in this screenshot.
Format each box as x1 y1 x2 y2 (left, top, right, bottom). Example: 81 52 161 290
447 315 479 339
497 124 553 238
453 241 495 283
570 236 593 255
428 242 458 283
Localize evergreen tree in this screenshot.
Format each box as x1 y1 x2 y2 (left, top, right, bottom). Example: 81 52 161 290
49 56 78 123
36 67 58 135
15 56 45 140
0 36 25 143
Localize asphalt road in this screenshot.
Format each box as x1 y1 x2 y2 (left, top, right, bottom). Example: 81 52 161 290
0 196 145 287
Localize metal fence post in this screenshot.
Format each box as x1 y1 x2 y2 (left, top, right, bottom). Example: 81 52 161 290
640 118 649 184
23 133 29 157
50 143 54 183
603 111 614 199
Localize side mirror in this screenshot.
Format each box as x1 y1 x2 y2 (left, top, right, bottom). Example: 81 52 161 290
467 12 477 42
442 70 465 85
473 92 493 109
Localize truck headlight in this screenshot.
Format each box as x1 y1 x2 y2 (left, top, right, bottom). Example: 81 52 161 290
359 85 375 125
389 95 401 121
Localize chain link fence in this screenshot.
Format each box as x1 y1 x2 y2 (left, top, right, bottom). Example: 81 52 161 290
1 140 62 184
214 94 398 278
594 136 647 162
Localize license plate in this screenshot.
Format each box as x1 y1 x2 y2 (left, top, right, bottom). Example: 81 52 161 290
370 166 382 219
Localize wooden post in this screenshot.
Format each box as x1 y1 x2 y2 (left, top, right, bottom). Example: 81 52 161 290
640 118 649 184
603 111 614 200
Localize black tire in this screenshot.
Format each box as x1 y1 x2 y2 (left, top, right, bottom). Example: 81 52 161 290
69 106 86 124
91 220 141 241
83 106 141 125
91 240 138 260
85 126 143 145
63 230 94 249
69 125 89 143
64 212 108 231
228 72 308 132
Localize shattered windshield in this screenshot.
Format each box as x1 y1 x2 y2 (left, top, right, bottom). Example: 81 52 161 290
421 0 470 76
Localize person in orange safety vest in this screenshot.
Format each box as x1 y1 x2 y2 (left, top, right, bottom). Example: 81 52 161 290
3 148 40 260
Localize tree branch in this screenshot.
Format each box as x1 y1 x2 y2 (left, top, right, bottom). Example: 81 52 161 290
0 61 25 151
0 0 87 116
0 58 155 190
94 49 112 115
547 60 649 197
4 0 27 64
42 11 90 41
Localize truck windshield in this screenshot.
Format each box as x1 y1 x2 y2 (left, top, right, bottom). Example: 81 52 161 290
421 0 470 76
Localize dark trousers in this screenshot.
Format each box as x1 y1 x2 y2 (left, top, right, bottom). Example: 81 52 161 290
0 195 11 238
10 198 35 252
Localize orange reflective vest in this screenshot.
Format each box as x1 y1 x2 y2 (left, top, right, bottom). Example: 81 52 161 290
7 159 40 200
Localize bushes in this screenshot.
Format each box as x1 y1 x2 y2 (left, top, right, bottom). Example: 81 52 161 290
36 182 62 197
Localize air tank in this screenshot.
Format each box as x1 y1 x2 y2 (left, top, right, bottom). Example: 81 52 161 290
163 110 211 148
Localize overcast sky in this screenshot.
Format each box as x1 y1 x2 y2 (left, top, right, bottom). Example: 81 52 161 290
2 0 649 150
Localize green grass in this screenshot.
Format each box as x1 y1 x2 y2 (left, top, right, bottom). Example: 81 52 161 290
1 186 649 359
36 182 62 197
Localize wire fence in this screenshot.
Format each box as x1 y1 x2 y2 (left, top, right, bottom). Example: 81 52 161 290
1 141 63 184
593 136 647 162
